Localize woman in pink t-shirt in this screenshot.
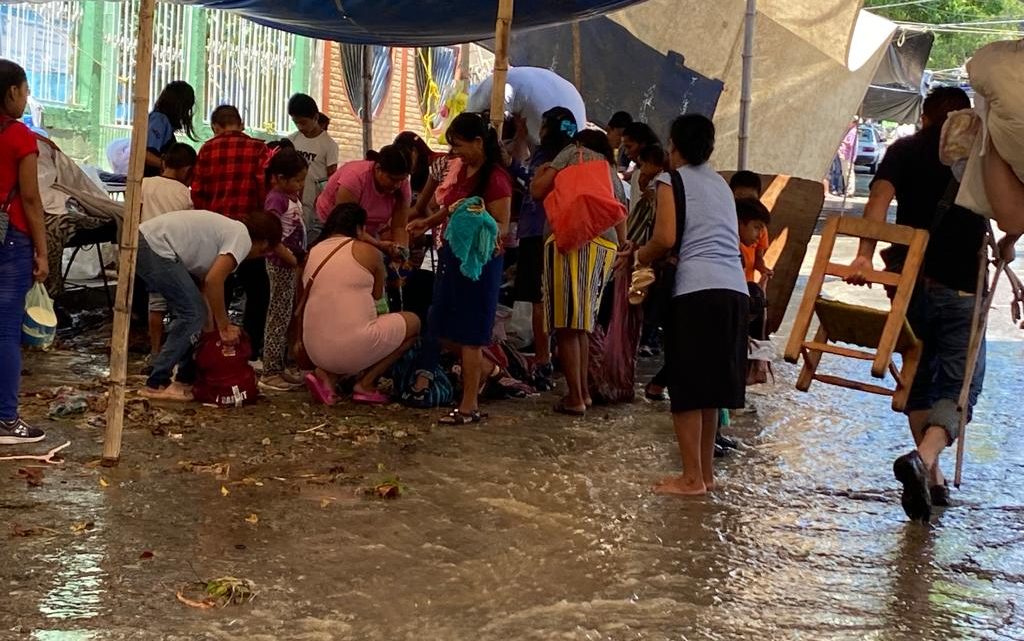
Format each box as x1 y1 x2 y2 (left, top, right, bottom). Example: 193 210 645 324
315 144 412 258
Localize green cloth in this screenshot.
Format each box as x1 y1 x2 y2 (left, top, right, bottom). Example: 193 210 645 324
443 196 499 281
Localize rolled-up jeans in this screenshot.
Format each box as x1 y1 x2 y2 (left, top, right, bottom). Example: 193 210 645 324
0 230 34 420
905 279 986 444
136 237 205 388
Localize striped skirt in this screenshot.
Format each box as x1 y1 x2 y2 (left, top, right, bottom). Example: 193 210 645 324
544 235 617 332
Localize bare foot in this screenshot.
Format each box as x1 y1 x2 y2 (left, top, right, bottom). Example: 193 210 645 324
704 481 716 492
653 475 706 496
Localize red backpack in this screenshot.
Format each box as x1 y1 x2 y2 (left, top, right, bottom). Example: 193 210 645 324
192 332 259 407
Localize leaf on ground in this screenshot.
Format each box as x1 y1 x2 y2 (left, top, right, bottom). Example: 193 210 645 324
139 550 154 560
179 461 231 479
244 513 259 525
220 485 229 497
16 467 44 487
70 521 95 534
99 477 109 488
176 590 215 610
320 498 333 509
10 523 59 537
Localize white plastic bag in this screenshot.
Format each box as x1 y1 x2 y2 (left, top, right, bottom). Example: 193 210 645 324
22 283 57 349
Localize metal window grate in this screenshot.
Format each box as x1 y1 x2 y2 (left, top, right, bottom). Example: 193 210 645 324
0 2 81 104
103 0 195 126
341 44 393 120
205 11 296 135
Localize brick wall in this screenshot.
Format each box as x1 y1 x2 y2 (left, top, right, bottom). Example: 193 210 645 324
321 43 430 163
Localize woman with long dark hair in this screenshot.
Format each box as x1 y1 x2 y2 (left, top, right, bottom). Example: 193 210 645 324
145 81 197 177
531 126 628 415
405 113 512 424
302 203 421 405
511 107 577 391
0 59 48 444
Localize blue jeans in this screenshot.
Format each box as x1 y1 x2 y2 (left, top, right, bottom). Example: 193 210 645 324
905 279 986 443
137 238 205 388
0 230 33 420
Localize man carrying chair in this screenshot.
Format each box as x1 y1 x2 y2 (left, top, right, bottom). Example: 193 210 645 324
846 87 1017 523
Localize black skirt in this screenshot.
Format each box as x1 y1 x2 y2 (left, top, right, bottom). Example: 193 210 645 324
664 289 749 412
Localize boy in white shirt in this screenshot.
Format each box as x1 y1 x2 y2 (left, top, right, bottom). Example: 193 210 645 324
287 94 338 243
141 143 196 360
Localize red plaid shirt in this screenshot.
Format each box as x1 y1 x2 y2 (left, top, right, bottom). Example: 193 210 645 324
191 130 268 220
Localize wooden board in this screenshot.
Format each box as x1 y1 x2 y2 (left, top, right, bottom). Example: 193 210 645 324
721 171 825 335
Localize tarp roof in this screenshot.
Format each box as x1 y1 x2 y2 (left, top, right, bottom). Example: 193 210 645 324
861 29 934 124
137 0 647 45
503 0 895 180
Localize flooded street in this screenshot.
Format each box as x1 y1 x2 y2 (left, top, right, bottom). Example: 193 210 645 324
2 231 1023 641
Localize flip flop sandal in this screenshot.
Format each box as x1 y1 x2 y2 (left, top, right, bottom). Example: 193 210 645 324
644 386 669 401
552 401 586 416
139 384 194 402
438 409 486 425
352 389 390 405
305 373 337 406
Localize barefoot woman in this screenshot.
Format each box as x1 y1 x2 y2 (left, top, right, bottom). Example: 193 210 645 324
635 115 749 496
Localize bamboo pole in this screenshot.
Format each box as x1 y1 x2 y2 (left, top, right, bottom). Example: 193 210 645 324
737 0 757 170
102 0 157 464
954 223 1003 487
361 44 373 156
490 0 514 137
571 21 582 91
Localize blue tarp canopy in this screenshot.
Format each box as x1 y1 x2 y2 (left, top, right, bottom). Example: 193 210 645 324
186 0 645 45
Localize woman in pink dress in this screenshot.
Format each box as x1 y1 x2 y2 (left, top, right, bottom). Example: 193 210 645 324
302 203 420 405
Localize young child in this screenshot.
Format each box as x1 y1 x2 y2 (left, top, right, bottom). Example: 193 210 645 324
287 94 339 242
259 142 308 391
736 197 772 341
141 142 197 362
730 170 773 283
135 210 282 401
626 144 666 246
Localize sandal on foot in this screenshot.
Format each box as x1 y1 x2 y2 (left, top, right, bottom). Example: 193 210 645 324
438 409 486 425
139 383 193 402
352 389 390 405
305 373 337 406
552 400 586 416
644 386 668 402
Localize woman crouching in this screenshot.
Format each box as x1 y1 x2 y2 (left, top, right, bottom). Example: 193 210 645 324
303 203 421 405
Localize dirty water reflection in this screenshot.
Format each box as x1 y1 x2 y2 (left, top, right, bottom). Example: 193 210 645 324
2 347 1023 639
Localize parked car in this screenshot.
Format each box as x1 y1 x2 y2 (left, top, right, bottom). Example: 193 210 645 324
855 125 885 173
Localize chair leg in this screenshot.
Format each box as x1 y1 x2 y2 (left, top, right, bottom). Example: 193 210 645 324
96 244 113 310
63 246 81 283
796 325 827 392
892 339 922 413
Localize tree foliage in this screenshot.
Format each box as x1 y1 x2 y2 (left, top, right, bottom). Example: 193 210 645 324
865 0 1024 70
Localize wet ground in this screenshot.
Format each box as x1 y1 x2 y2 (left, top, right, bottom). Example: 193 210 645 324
2 223 1023 641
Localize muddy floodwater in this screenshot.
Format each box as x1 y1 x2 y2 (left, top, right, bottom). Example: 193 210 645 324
2 234 1023 641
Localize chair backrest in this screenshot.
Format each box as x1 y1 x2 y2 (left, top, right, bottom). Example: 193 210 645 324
784 215 929 378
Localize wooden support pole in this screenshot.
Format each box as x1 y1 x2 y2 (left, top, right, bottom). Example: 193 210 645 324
102 0 157 464
737 0 757 170
361 44 373 157
490 0 514 138
571 21 582 91
954 223 1002 488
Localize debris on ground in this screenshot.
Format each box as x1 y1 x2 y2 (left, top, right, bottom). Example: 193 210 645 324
15 467 45 487
176 576 257 609
9 523 59 537
178 460 231 479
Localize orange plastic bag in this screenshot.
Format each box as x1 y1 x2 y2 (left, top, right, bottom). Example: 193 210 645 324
544 149 626 253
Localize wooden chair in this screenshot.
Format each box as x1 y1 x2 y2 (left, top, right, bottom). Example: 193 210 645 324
783 216 929 412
